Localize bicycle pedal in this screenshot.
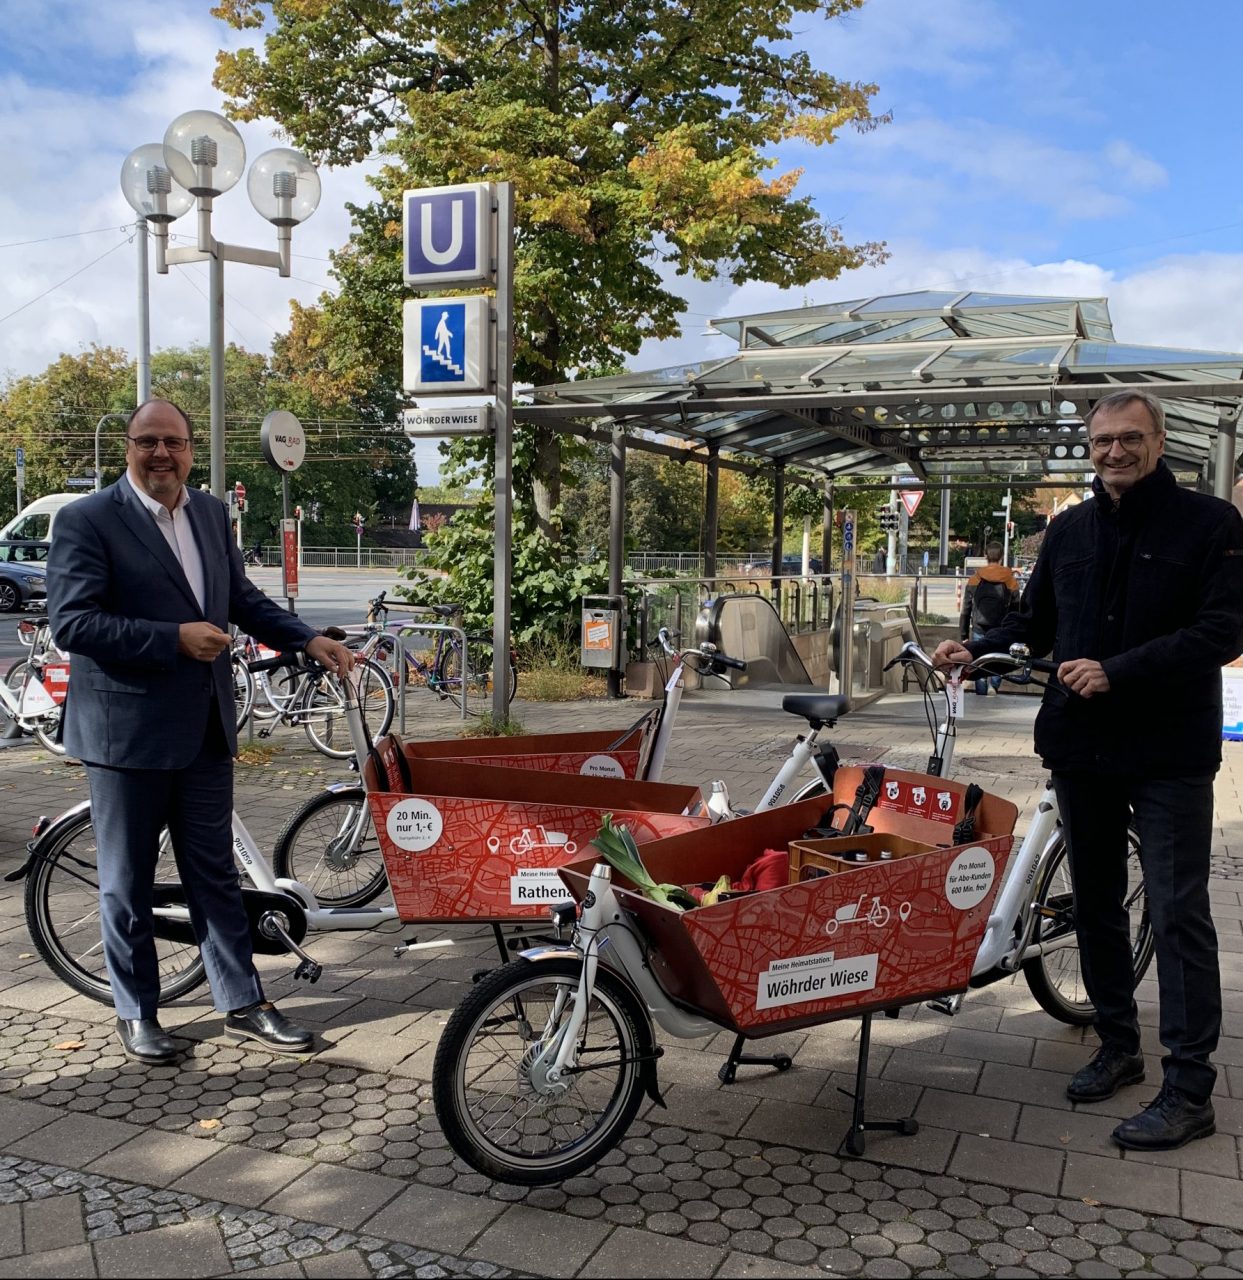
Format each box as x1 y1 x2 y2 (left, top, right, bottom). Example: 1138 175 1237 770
293 959 322 984
257 727 273 740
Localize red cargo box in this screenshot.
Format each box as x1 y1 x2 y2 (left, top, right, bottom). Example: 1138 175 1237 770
560 775 1017 1037
365 737 705 923
400 723 652 780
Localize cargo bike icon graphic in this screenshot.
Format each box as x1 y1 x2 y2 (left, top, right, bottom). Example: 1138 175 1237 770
824 892 913 935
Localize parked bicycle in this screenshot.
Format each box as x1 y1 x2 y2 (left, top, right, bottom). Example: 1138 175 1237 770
355 591 517 712
1 616 70 754
10 651 397 1006
432 640 1155 1182
233 626 395 758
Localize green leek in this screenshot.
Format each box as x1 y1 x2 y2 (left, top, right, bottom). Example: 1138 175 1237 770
591 814 698 912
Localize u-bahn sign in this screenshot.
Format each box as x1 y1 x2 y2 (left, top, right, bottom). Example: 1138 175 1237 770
403 183 495 288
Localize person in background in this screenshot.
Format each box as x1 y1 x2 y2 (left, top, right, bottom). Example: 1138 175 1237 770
958 541 1020 695
47 399 355 1067
933 388 1243 1151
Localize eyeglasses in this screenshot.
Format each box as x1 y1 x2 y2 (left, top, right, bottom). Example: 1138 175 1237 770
126 435 192 453
1088 432 1151 453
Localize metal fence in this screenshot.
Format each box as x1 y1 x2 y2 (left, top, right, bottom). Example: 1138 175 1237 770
255 546 430 570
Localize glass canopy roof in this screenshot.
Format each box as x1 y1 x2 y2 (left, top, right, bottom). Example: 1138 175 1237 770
521 291 1243 481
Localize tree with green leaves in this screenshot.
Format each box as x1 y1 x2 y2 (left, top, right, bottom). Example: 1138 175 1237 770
213 0 888 544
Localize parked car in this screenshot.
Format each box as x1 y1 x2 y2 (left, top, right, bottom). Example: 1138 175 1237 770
743 555 824 575
0 561 47 613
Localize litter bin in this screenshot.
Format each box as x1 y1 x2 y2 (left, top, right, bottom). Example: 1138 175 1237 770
581 595 623 670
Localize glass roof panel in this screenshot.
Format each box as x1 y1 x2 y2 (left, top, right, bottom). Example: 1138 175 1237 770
925 344 1065 375
958 292 1082 308
854 290 962 313
1067 342 1243 369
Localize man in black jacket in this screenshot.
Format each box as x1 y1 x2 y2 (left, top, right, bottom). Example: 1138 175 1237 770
934 389 1243 1150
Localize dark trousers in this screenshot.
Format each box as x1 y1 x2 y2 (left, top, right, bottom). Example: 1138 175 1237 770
85 711 262 1021
1052 771 1220 1101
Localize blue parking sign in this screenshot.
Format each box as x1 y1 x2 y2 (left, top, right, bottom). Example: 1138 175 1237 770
403 183 494 288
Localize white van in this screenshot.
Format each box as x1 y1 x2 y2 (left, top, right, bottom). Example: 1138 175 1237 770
0 493 87 543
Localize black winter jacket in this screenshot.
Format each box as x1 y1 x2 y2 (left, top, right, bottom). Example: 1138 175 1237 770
966 462 1243 776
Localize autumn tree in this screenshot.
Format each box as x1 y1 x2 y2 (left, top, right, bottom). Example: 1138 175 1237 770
213 0 888 543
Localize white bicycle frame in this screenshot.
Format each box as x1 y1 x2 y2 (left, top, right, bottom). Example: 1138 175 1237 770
537 643 1075 1079
1 626 69 731
154 662 398 946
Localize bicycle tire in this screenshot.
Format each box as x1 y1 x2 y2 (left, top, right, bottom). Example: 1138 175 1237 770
301 657 395 759
1022 825 1154 1026
271 788 389 909
24 808 208 1005
437 639 518 711
231 653 256 732
433 956 647 1185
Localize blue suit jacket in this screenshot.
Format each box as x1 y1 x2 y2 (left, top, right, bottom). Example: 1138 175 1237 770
47 475 316 768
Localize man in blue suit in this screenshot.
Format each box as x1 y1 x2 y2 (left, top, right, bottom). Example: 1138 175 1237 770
47 398 355 1065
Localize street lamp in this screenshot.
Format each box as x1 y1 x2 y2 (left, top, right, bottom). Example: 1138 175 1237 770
119 111 321 497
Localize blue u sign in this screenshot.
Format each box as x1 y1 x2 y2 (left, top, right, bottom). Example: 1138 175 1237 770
403 183 494 288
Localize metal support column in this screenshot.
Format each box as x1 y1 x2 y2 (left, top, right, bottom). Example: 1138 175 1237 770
822 479 834 572
703 445 720 580
492 183 516 723
1214 411 1238 500
770 461 786 575
939 482 951 572
209 252 225 498
135 220 151 404
608 421 626 699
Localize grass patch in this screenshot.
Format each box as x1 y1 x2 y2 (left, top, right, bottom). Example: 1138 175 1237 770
460 712 528 737
521 666 609 701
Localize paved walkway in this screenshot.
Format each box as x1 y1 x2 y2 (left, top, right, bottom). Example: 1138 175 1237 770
0 687 1239 1277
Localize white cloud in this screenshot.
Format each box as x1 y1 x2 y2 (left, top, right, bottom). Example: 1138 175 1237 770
0 2 376 382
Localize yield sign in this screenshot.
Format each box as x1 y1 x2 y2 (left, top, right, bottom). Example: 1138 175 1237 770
900 490 924 518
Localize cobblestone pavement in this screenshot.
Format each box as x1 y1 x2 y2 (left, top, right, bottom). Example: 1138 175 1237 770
0 687 1239 1276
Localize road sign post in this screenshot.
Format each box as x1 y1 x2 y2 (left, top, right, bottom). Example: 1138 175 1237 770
260 410 307 612
402 179 513 722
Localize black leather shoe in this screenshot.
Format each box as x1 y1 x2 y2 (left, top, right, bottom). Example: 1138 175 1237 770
225 1002 314 1053
116 1018 179 1065
1112 1083 1215 1150
1066 1045 1146 1102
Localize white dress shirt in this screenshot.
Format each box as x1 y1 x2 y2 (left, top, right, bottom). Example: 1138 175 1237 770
129 480 207 613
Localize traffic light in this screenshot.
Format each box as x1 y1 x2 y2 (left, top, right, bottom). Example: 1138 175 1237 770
878 508 900 532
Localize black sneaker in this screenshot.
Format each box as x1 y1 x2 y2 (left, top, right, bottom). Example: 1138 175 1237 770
1066 1045 1145 1102
1112 1083 1215 1151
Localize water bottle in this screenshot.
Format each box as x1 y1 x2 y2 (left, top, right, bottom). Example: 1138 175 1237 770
706 779 732 824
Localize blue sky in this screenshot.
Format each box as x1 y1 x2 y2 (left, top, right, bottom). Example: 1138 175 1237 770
3 1 1243 482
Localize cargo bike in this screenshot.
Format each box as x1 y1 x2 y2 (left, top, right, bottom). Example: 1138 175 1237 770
430 643 1156 1183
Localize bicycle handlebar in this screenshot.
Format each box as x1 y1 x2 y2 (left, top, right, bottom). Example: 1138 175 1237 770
653 626 747 672
247 651 299 674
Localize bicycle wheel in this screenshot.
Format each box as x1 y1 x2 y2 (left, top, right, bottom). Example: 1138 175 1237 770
231 653 255 731
433 956 647 1185
271 788 388 908
1022 825 1154 1025
301 658 394 759
24 808 207 1005
437 639 518 711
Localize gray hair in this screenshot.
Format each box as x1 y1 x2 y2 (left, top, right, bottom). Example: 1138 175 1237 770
1085 389 1165 436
